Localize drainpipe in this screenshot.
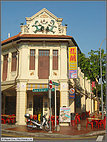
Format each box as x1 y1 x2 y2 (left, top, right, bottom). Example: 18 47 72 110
12 40 19 86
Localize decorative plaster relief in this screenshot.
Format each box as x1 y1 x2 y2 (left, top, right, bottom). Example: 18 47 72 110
30 72 34 76
61 83 67 89
21 9 66 35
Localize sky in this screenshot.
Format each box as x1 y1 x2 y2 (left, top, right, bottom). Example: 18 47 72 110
1 1 106 56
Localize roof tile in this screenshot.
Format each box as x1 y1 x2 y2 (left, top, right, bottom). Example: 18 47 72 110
1 33 72 45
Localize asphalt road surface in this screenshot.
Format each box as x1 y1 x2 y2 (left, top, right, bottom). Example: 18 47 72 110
1 133 106 142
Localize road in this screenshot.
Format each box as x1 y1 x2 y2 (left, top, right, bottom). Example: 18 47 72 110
1 132 107 142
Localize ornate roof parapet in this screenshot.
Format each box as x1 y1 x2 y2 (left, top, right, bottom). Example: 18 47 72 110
20 8 67 35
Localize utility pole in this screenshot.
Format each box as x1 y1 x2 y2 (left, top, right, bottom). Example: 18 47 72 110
55 86 57 131
100 47 104 120
49 89 52 132
48 80 52 133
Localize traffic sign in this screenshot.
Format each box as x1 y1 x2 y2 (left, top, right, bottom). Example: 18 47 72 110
52 81 59 86
32 88 55 92
32 88 48 92
69 88 75 99
49 80 52 89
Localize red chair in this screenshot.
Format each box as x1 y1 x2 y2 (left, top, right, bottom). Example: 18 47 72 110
49 115 54 127
51 115 55 127
1 117 6 124
90 115 98 127
75 113 80 124
11 114 16 124
1 114 6 124
6 115 12 124
56 116 59 125
86 118 93 129
86 111 90 118
98 116 106 129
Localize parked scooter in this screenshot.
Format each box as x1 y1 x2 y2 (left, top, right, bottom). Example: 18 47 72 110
24 113 50 131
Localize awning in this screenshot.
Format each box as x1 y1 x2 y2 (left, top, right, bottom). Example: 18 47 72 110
1 84 15 91
26 84 60 91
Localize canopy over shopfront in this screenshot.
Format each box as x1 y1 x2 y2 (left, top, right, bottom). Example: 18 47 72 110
1 84 15 92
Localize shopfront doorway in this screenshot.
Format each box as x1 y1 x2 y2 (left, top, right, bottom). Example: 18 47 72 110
5 96 16 115
33 95 43 115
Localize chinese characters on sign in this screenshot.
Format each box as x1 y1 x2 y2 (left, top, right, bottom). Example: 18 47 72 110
60 107 71 122
68 47 78 78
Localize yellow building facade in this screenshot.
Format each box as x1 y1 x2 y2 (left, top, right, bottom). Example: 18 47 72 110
1 8 96 125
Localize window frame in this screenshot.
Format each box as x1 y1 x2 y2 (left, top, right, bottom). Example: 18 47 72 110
53 50 58 70
29 49 35 70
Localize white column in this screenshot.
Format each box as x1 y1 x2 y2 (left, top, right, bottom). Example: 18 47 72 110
16 81 27 125
81 95 86 112
60 44 68 106
19 45 29 79
60 44 67 79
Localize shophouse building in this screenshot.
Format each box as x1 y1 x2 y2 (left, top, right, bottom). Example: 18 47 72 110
1 8 95 125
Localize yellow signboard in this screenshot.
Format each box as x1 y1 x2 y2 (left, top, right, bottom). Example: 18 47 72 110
68 47 78 78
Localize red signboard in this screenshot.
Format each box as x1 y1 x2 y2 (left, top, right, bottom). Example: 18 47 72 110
49 80 52 89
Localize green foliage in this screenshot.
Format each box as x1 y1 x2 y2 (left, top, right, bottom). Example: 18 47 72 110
78 49 106 82
78 49 106 102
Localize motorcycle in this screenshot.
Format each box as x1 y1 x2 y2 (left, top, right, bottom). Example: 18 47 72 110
24 113 50 131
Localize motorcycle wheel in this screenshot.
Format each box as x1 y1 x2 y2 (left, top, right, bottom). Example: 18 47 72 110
44 124 50 131
27 122 33 130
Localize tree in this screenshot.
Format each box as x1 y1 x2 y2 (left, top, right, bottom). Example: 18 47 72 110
78 49 106 106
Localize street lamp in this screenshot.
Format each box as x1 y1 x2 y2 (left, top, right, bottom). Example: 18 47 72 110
99 38 107 120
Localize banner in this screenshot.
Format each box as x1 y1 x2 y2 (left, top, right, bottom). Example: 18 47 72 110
68 47 78 78
60 107 71 122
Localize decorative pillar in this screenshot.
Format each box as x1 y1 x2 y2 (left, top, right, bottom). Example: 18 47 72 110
19 45 29 79
60 44 67 79
59 43 69 126
60 44 69 107
16 81 27 125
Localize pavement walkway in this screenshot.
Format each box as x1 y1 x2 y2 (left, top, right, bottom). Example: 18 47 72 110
1 119 106 138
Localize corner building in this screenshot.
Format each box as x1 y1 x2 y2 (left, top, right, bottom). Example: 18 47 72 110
1 8 94 125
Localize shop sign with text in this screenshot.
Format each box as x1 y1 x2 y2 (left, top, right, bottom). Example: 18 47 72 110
68 47 78 78
60 107 71 122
